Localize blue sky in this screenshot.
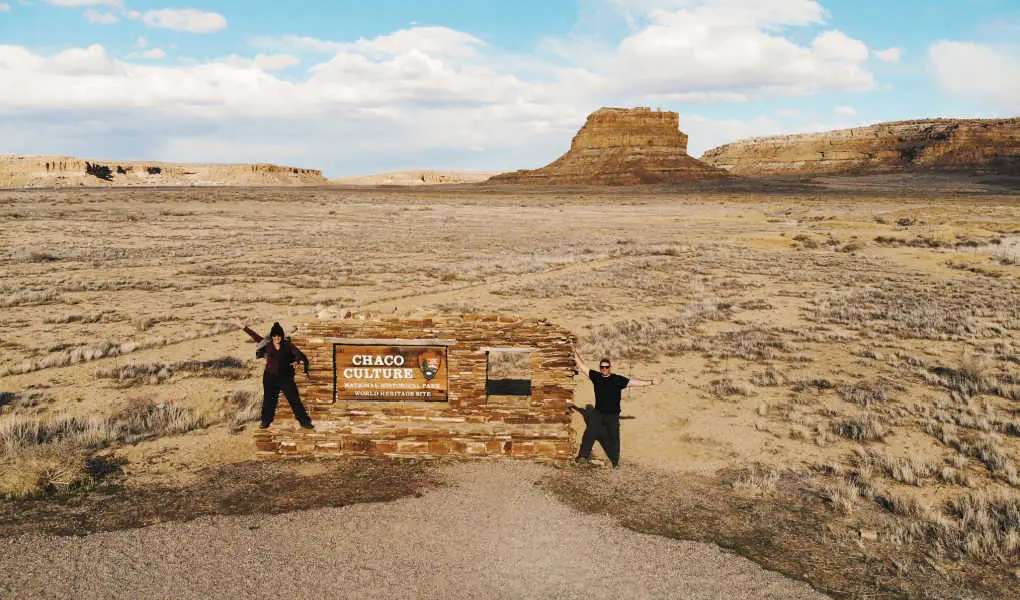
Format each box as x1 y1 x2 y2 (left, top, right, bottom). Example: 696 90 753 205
1 0 1018 176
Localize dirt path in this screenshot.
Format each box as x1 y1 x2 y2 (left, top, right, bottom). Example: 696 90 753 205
0 462 828 600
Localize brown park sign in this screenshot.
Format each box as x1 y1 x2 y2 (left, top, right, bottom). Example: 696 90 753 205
334 344 448 402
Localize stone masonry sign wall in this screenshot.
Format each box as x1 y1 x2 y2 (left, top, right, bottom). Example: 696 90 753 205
254 312 577 462
335 343 449 402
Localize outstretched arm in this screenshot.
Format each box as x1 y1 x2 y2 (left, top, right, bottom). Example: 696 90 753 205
233 319 262 342
573 351 591 375
627 376 664 388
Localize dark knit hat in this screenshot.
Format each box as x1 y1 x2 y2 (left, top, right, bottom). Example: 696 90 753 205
269 322 285 338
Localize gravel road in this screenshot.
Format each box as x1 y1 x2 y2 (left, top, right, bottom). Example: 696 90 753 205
0 462 828 599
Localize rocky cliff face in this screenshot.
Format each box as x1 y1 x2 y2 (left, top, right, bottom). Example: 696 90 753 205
331 170 495 186
490 107 727 185
701 118 1020 176
0 155 327 187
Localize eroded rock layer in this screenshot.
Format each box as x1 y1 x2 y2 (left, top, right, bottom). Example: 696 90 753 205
0 155 327 187
700 118 1020 176
490 107 728 185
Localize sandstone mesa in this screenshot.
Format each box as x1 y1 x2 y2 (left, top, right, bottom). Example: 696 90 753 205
489 107 729 185
700 118 1020 177
0 155 326 188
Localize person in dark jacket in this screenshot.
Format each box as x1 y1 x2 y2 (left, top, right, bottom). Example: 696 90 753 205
234 320 314 429
572 351 661 467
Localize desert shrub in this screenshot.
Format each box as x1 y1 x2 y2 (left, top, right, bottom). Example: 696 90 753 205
808 284 1015 340
709 378 753 399
95 357 247 386
0 443 91 499
873 487 931 519
823 478 863 514
840 240 866 253
2 323 235 376
837 381 889 407
1 400 203 453
223 390 261 428
115 401 204 443
750 366 786 387
43 310 116 324
942 491 1020 559
0 290 63 308
924 355 1019 402
677 329 797 361
133 313 177 332
831 414 888 442
0 413 117 452
733 464 779 495
854 448 937 486
792 234 820 249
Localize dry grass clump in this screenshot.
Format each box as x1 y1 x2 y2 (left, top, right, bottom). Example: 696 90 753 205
581 312 699 360
43 310 118 324
1 322 235 376
941 490 1020 560
0 413 116 451
822 478 864 514
677 328 797 361
0 443 90 499
708 378 753 399
837 380 889 407
853 448 938 486
924 422 1018 486
0 398 204 497
808 283 1017 340
831 414 889 442
0 391 54 415
221 390 261 429
95 356 248 386
750 366 786 387
923 355 1020 402
133 313 178 332
115 400 205 444
733 464 779 495
0 290 65 308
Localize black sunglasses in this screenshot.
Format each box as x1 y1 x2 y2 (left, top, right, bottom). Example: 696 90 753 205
599 364 611 369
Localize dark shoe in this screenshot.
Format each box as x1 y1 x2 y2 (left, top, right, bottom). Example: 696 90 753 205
259 423 271 429
574 456 590 465
300 422 314 430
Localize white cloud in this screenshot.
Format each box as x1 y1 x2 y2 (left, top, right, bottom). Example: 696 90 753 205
608 0 826 28
834 105 856 116
873 47 902 64
142 8 226 34
606 9 874 97
41 44 120 76
223 53 300 72
929 41 1020 112
83 8 117 24
0 3 10 11
0 8 887 175
42 0 120 6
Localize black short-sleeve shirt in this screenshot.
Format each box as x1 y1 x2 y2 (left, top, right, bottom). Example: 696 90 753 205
589 370 630 414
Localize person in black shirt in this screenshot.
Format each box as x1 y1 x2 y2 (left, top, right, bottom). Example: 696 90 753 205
234 319 314 430
572 351 661 467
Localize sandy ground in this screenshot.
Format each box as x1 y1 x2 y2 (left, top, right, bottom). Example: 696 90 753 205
0 462 827 600
2 183 1018 597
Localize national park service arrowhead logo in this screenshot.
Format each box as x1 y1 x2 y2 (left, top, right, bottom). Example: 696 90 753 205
419 349 443 380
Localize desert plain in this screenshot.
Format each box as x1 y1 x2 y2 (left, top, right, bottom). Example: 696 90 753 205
1 176 1019 598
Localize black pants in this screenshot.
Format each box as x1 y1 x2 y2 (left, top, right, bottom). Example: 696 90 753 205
262 371 312 427
577 411 621 467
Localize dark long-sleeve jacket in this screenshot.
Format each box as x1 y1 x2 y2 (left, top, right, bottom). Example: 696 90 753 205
242 326 309 378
